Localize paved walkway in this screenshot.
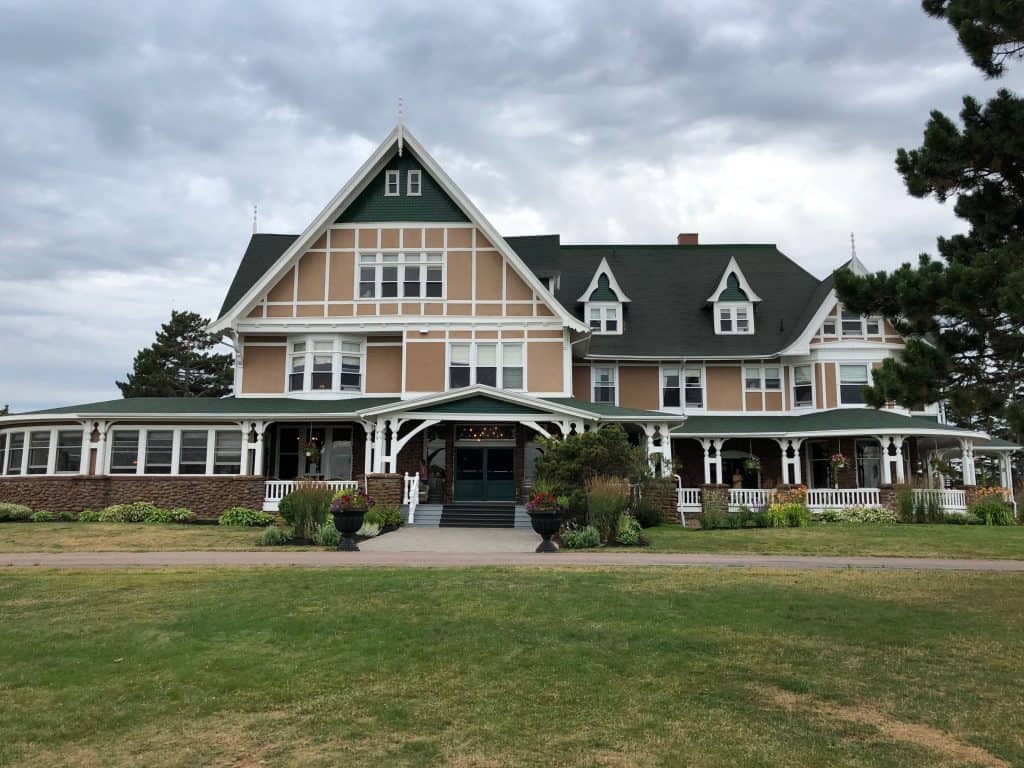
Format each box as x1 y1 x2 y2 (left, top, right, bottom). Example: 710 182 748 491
3 550 1024 571
359 527 540 553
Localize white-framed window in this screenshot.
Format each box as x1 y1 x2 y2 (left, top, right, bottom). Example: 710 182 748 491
214 432 243 474
662 367 681 409
836 307 885 338
715 302 754 334
841 309 862 335
55 430 82 473
179 431 209 474
26 431 50 475
744 365 782 392
865 316 881 335
384 170 400 196
763 366 781 390
685 366 704 408
407 170 421 196
793 364 813 408
358 251 444 299
447 342 524 390
5 433 24 475
0 433 6 475
286 337 364 393
592 366 617 404
587 303 621 334
839 364 870 405
110 430 140 474
822 316 837 336
105 427 247 476
145 430 173 474
744 365 762 391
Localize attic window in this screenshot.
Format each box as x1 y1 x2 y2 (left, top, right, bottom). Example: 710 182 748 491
407 170 421 196
385 170 400 196
715 303 754 335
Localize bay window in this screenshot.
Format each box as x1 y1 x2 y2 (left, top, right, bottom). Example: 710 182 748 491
6 433 23 475
839 364 869 405
662 367 681 408
110 430 140 474
27 432 49 475
448 342 524 390
55 430 82 473
358 252 444 299
311 340 334 390
287 337 364 393
592 367 617 404
793 365 813 408
289 342 306 392
178 431 208 474
145 430 173 474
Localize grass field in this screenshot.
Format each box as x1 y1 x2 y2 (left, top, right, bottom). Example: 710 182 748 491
0 523 268 552
1 567 1022 767
645 523 1024 559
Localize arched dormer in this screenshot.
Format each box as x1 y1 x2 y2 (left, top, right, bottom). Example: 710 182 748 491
578 257 630 335
707 256 760 335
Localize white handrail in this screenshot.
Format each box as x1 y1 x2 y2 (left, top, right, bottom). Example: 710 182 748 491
912 488 967 512
728 488 774 511
806 488 881 510
404 472 420 524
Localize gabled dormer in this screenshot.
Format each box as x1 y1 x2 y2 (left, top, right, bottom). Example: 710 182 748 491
707 256 761 335
578 257 630 335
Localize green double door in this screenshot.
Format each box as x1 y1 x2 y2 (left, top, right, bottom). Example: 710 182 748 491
453 447 515 502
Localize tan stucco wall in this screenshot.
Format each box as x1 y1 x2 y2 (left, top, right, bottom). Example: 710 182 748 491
328 252 354 301
266 269 293 303
526 342 564 393
706 366 743 411
765 391 783 411
618 366 659 410
406 342 445 392
572 366 591 401
365 346 402 393
745 391 762 411
296 252 325 301
241 346 286 394
825 363 838 408
475 250 502 300
447 251 473 300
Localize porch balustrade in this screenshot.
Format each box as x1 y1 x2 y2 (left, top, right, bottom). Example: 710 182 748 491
806 488 881 510
263 479 359 512
912 488 967 513
728 488 775 511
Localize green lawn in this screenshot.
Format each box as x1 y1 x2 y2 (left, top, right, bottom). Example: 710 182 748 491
0 523 270 552
1 568 1022 767
645 523 1024 559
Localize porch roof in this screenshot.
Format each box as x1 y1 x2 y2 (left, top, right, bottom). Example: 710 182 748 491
671 409 993 441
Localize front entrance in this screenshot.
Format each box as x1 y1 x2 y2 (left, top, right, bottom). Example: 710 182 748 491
453 447 515 502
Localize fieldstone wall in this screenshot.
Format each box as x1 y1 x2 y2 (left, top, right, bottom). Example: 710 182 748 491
366 473 404 508
773 484 808 505
879 485 897 512
643 478 679 524
700 484 729 515
0 476 265 517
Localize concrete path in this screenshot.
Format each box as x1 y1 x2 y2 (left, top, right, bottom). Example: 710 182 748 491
359 527 540 553
3 550 1024 571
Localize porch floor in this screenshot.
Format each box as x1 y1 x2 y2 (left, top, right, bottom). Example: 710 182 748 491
359 527 541 553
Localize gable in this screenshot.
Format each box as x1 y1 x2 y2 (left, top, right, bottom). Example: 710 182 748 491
337 153 469 224
717 273 748 301
413 394 545 415
590 274 618 301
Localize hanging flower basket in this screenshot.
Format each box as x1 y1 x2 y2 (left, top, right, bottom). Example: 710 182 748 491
743 456 762 472
299 437 321 464
830 453 849 472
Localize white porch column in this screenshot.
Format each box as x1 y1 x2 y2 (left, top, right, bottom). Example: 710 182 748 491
252 421 266 476
643 423 658 475
660 425 673 478
78 422 92 475
960 439 977 486
94 421 109 475
892 436 906 483
1001 452 1013 490
878 436 893 485
373 419 387 473
362 422 374 479
699 438 722 484
775 438 804 485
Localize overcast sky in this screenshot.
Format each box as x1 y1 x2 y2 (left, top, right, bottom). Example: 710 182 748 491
1 0 1020 411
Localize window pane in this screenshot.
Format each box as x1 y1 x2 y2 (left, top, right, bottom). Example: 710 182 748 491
450 344 470 365
340 356 361 391
841 310 862 334
685 387 703 407
291 341 306 353
27 432 50 474
6 433 24 475
289 355 305 392
593 367 616 403
359 267 376 298
589 308 601 330
403 261 421 296
684 367 701 386
476 367 497 387
736 308 749 332
476 345 497 386
841 385 866 404
110 431 139 474
214 432 242 475
719 308 732 332
144 430 173 474
449 366 471 388
663 387 680 407
839 364 868 384
477 345 497 366
381 266 398 297
823 318 836 335
764 366 781 390
794 365 811 385
866 317 881 335
407 170 421 195
179 431 208 474
54 430 82 473
663 368 680 387
606 307 618 332
744 366 761 389
0 434 6 475
502 367 523 389
312 354 333 390
502 344 523 366
341 341 361 354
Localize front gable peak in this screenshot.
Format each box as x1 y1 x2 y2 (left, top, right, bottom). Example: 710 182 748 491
576 257 631 303
705 256 762 304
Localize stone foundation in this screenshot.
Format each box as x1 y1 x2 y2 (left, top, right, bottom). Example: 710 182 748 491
366 473 404 508
642 478 679 524
0 475 265 517
773 484 807 505
700 484 729 516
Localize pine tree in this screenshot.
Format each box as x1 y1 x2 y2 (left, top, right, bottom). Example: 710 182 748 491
117 311 233 398
835 2 1024 440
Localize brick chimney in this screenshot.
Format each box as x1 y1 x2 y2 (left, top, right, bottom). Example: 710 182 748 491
677 233 699 246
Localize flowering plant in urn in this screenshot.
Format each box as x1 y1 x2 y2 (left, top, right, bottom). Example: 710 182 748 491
331 488 373 513
527 491 561 513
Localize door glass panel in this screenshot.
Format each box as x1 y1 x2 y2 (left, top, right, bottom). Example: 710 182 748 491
456 449 484 479
487 448 514 480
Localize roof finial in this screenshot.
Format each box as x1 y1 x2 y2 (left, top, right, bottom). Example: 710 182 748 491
847 231 869 275
252 203 258 234
850 231 856 260
397 96 404 157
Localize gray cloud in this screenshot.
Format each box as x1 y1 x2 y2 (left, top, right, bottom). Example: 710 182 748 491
1 0 1020 410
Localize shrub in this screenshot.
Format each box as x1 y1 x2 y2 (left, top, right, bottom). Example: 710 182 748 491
357 522 381 538
631 496 665 528
280 482 334 539
585 476 630 542
30 510 57 522
924 493 944 523
312 521 341 547
773 485 807 505
895 486 916 523
77 509 101 522
819 506 898 524
969 496 1016 526
562 522 600 549
374 504 404 529
218 507 276 527
765 503 811 528
143 507 195 524
698 507 727 530
57 510 77 521
615 514 642 546
97 502 163 523
257 525 291 546
0 503 33 521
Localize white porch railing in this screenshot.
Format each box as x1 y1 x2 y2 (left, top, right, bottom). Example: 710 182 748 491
675 475 701 526
728 488 775 511
913 488 967 513
403 473 420 524
806 488 881 510
263 479 359 512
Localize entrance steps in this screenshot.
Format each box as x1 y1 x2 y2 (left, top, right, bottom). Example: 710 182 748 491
405 503 533 529
406 504 443 527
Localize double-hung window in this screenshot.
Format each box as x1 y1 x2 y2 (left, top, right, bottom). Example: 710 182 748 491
55 430 82 473
448 342 523 390
145 430 173 474
311 340 334 390
214 432 243 474
685 366 704 408
841 309 862 336
5 433 24 475
744 365 762 390
289 342 306 392
662 367 681 408
718 307 733 333
588 304 620 333
340 342 362 390
0 433 6 474
179 431 208 474
592 367 617 404
865 316 881 335
110 430 140 474
744 365 781 391
384 170 399 196
793 365 813 408
407 170 421 196
358 252 444 299
763 366 781 390
822 316 837 336
27 432 49 475
839 364 869 405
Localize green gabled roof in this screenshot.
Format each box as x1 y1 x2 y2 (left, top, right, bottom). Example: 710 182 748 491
218 233 299 318
412 395 545 415
337 152 468 224
671 409 984 436
543 398 678 421
19 397 399 417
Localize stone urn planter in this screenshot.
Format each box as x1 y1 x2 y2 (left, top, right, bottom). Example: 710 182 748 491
528 509 563 553
331 508 365 551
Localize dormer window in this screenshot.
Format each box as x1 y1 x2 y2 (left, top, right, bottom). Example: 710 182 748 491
385 170 400 196
707 258 761 336
578 258 630 336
